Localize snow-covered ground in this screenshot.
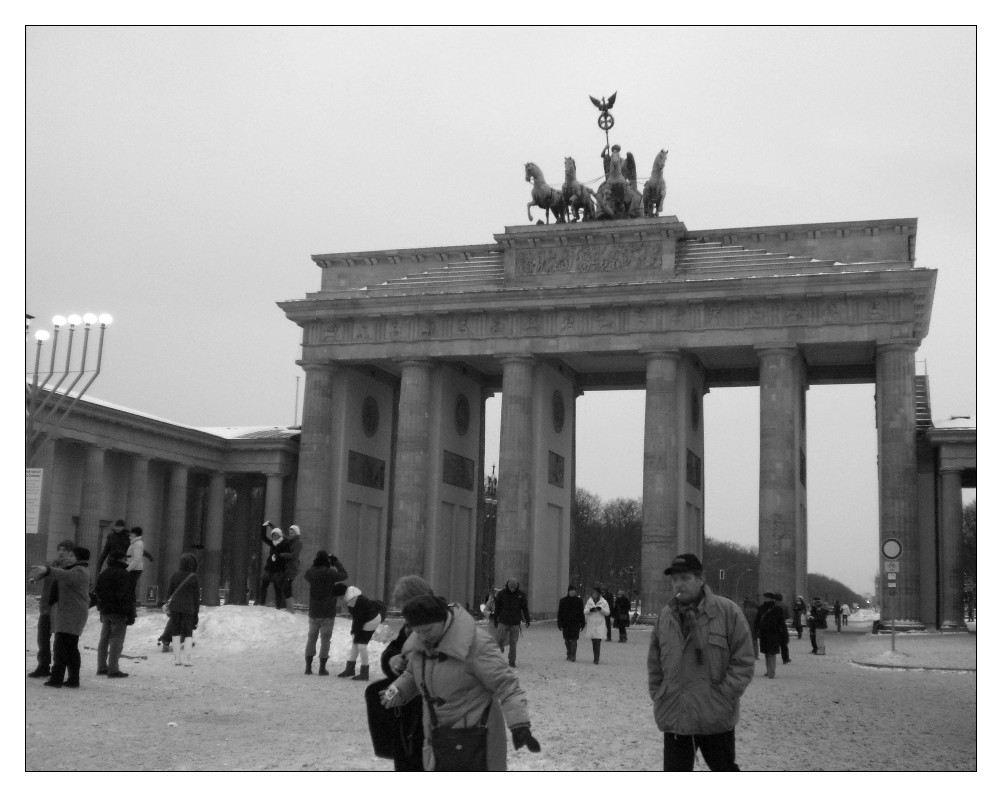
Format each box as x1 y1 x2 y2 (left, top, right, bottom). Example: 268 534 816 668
24 601 976 773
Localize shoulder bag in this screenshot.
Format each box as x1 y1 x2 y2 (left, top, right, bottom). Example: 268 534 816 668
163 572 195 615
420 655 491 771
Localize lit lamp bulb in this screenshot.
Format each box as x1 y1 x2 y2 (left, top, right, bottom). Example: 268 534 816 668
67 314 82 327
34 330 50 342
52 315 67 328
83 313 97 327
98 313 113 326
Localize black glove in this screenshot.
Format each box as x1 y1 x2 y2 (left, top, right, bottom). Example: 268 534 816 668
511 724 540 753
127 616 135 626
590 607 600 613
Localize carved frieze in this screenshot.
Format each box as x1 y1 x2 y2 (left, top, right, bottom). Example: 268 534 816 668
313 294 909 348
515 241 661 276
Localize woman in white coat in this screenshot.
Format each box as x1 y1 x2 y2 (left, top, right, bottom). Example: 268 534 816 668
584 586 611 664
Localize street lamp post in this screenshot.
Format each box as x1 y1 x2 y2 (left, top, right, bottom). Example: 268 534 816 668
26 313 113 466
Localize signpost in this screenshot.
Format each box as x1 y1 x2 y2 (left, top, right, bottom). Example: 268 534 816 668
881 538 902 651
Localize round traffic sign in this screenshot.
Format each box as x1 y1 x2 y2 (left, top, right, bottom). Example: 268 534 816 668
881 538 903 560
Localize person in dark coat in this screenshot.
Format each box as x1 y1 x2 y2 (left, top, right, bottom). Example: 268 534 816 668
337 586 386 681
259 522 289 609
613 589 632 642
303 550 348 675
364 574 434 771
28 545 92 688
27 542 72 679
94 551 136 678
280 525 304 612
808 596 829 655
97 519 131 571
493 578 531 667
166 552 200 667
556 584 586 661
755 592 789 679
774 594 792 664
792 596 807 639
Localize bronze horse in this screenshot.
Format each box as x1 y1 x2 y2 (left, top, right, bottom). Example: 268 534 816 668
642 148 669 218
562 157 596 222
525 162 567 224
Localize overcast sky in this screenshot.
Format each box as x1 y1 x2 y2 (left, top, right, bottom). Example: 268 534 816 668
24 26 976 595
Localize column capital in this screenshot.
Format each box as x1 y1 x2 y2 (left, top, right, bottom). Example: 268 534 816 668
499 355 535 367
641 349 682 363
398 358 434 371
754 343 799 359
297 360 335 374
876 339 919 355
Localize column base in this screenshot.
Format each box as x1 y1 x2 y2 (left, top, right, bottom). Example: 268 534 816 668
938 621 969 633
875 620 927 633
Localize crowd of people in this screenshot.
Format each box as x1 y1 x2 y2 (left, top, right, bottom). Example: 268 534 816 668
30 522 866 772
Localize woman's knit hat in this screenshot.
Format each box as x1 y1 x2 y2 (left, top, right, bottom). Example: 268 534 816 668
401 594 450 626
344 586 362 605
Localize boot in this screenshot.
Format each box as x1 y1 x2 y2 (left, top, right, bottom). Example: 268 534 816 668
172 636 182 666
351 665 370 681
305 657 313 675
336 661 356 678
318 658 329 676
183 642 193 666
569 639 577 662
28 666 51 678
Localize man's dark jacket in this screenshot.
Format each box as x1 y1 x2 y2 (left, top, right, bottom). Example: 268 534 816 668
95 560 136 621
494 583 531 627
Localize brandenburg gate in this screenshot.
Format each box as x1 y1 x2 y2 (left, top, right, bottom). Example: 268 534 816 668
279 214 935 623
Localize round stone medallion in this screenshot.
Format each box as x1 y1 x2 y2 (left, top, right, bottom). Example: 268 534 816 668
362 396 379 438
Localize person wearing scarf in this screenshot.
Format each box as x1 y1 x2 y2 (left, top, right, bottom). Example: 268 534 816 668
647 553 754 771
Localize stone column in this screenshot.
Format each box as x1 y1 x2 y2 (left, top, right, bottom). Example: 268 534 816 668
294 362 334 549
388 360 433 587
876 340 922 627
495 357 535 589
126 455 150 532
162 463 189 588
231 481 253 605
640 352 680 621
264 473 284 529
78 444 106 561
202 472 227 605
937 467 965 630
757 346 800 603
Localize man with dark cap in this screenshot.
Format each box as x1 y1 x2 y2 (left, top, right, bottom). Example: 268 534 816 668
27 540 73 679
94 551 137 678
28 546 92 688
492 578 531 668
556 584 586 661
754 592 789 679
647 553 754 771
97 519 131 571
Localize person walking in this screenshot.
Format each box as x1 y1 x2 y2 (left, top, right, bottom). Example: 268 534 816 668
741 597 760 660
613 589 632 642
833 599 843 632
280 524 303 612
364 574 435 771
337 586 385 681
556 584 586 661
165 552 201 666
584 585 610 664
792 596 807 640
28 546 92 689
808 597 829 655
94 551 136 678
493 578 531 668
27 543 70 679
647 553 754 771
258 522 289 609
841 601 851 628
97 519 131 572
379 594 541 771
755 592 789 679
599 583 615 641
303 550 349 675
774 593 792 664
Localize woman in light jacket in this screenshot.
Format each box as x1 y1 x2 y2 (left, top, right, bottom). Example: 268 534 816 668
380 595 541 771
584 585 611 664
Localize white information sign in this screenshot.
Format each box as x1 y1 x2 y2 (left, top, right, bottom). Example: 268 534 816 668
25 468 44 535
